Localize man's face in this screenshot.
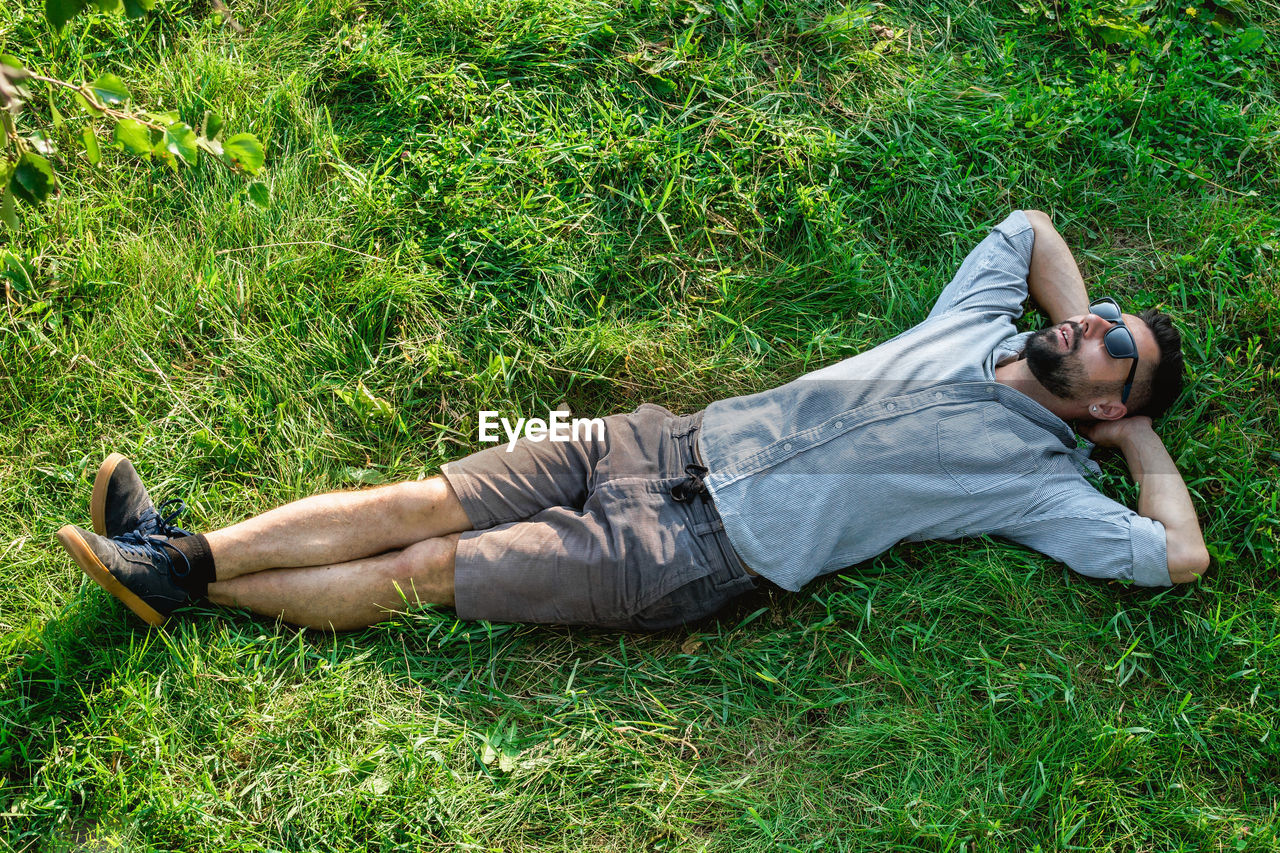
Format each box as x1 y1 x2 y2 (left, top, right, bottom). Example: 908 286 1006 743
1024 311 1158 406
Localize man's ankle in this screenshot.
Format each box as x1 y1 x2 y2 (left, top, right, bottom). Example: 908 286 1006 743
165 533 216 598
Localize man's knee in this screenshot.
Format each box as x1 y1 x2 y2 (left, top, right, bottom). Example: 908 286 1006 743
384 476 471 533
386 533 460 607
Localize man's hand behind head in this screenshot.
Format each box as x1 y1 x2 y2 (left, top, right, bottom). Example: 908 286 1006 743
1078 415 1153 449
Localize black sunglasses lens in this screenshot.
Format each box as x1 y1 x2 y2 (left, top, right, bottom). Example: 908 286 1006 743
1104 326 1138 359
1091 300 1121 321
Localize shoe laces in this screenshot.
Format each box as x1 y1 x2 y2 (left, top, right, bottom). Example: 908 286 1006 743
115 530 192 579
137 498 192 539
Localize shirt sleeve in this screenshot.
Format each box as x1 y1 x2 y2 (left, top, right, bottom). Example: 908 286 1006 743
993 480 1172 587
927 210 1035 321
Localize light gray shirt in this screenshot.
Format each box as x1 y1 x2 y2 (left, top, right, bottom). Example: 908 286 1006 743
697 210 1170 591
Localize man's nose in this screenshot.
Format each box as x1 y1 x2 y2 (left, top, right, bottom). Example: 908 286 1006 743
1081 313 1114 337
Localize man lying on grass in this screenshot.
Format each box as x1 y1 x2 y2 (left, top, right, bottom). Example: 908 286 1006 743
56 210 1210 632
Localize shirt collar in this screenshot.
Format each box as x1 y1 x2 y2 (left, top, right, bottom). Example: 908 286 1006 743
987 332 1102 474
992 384 1102 474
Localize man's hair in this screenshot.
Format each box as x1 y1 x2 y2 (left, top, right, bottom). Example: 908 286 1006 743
1130 309 1184 418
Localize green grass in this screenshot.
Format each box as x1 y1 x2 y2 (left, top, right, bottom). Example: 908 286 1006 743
2 0 1278 848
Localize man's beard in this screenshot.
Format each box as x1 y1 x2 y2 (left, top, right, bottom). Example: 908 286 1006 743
1023 321 1086 399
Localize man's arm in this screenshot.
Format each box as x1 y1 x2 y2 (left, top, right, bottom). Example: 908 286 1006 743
1079 417 1211 583
1023 209 1091 324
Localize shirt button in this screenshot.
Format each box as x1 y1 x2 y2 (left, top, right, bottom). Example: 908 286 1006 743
986 384 996 396
783 442 792 451
834 421 843 429
886 402 896 411
935 391 945 401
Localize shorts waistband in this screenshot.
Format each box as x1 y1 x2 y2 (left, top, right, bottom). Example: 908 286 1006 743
669 411 758 577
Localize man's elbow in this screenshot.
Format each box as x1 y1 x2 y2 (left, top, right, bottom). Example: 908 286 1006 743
1023 209 1052 228
1167 546 1211 584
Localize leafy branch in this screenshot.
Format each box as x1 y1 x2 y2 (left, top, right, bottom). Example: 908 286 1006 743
0 0 265 231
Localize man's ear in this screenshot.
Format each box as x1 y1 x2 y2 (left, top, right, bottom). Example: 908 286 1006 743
1091 399 1128 421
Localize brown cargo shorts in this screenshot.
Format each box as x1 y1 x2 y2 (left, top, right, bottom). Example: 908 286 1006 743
439 403 758 630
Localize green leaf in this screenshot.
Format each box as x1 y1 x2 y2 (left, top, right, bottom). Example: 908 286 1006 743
45 0 89 33
81 126 101 165
344 467 387 485
335 381 397 425
0 250 35 291
121 0 155 17
196 136 224 158
222 132 264 175
0 56 33 115
47 84 64 129
148 109 179 124
154 121 197 167
0 183 16 230
11 152 56 205
113 118 152 155
647 74 676 97
89 73 130 107
1233 27 1265 54
246 180 270 209
1083 11 1149 47
74 92 103 117
0 56 29 79
201 110 223 141
90 0 124 11
801 3 875 41
28 131 57 155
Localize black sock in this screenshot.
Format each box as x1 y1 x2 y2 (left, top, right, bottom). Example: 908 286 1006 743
165 534 216 599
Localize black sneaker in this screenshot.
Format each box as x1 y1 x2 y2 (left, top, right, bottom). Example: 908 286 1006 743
91 454 191 540
57 524 194 626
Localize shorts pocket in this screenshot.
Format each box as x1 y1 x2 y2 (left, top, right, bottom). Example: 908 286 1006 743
587 477 712 621
622 568 753 631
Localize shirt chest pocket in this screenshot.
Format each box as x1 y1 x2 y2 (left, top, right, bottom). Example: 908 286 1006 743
936 406 1039 495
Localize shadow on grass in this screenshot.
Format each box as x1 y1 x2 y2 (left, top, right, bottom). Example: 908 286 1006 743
0 571 778 777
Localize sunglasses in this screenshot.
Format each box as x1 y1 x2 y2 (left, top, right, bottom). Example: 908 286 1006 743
1089 297 1139 405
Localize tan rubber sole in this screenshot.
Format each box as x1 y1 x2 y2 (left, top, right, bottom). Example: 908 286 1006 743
91 453 128 537
57 525 166 627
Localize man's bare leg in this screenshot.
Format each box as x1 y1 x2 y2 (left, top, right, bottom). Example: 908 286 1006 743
207 533 461 631
60 466 475 628
204 475 471 581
